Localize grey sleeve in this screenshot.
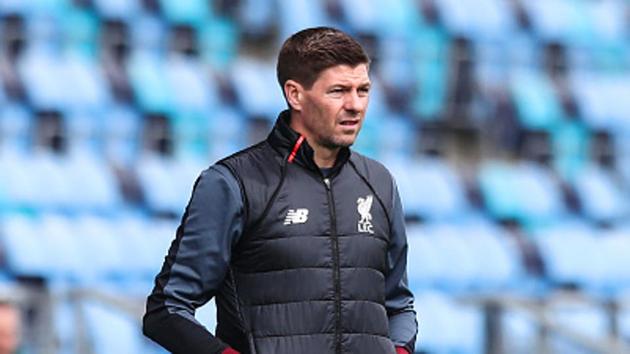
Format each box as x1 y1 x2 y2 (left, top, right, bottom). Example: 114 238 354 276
385 178 418 352
143 164 244 354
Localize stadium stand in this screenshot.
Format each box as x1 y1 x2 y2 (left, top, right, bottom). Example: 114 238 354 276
1 0 630 353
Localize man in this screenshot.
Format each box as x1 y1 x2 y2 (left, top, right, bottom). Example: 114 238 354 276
143 27 417 354
0 301 21 354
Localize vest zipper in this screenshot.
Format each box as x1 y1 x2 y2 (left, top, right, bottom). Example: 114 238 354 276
323 177 342 354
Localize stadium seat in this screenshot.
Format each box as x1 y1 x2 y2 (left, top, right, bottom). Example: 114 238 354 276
386 156 468 221
0 214 49 277
414 290 484 354
61 53 110 111
130 13 168 52
550 118 589 181
0 103 31 153
37 213 90 281
199 17 239 69
521 0 592 45
531 221 609 291
92 0 142 21
81 300 146 354
18 43 68 109
479 161 565 225
127 50 173 113
509 68 563 131
435 0 514 41
409 24 450 120
571 164 628 223
164 55 218 114
236 0 276 38
569 72 621 131
276 0 331 40
229 58 286 122
159 0 210 26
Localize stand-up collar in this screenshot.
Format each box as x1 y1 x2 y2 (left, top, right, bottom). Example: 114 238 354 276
267 110 351 176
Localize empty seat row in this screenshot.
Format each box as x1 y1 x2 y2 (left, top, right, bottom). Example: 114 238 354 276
0 213 176 282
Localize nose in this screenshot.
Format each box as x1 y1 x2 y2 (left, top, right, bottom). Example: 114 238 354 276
343 90 366 113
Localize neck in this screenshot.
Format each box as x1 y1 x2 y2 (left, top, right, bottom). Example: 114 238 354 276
312 145 339 168
289 110 339 169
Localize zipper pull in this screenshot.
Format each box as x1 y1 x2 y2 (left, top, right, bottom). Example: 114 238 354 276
323 178 331 190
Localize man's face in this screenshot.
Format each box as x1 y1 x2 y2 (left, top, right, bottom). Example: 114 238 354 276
0 305 20 354
298 64 370 150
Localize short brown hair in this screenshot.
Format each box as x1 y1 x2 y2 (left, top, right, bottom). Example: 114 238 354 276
277 27 370 91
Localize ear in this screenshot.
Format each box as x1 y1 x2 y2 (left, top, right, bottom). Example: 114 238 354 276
284 80 303 111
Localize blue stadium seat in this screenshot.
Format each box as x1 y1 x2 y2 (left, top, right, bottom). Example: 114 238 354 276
459 219 522 289
409 25 450 120
571 164 628 223
92 0 142 20
102 105 142 165
550 118 589 181
230 58 286 122
73 216 128 280
569 72 619 131
0 104 32 153
136 155 184 214
81 300 146 354
62 151 122 211
0 214 49 277
598 228 630 292
130 13 168 52
236 0 276 37
386 156 468 220
165 56 218 114
115 215 160 279
435 0 514 41
406 225 444 289
199 17 239 70
127 50 173 113
339 0 422 36
479 161 565 225
375 115 416 158
276 0 331 40
521 0 592 45
532 222 609 290
207 107 248 161
18 44 68 109
60 6 99 57
414 290 484 354
38 213 90 281
29 153 75 210
61 53 111 111
509 68 563 131
158 0 210 26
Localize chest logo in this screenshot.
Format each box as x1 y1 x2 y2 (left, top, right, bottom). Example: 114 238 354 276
284 208 309 225
357 195 374 234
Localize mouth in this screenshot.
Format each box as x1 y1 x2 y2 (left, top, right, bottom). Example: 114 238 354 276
339 119 360 127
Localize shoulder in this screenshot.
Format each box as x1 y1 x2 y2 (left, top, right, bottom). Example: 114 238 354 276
349 150 395 184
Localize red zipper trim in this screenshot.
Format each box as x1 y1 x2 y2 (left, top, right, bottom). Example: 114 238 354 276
287 135 305 163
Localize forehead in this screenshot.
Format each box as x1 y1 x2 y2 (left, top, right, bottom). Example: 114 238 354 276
313 64 370 87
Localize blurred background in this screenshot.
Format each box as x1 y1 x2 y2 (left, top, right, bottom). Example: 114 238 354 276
0 0 630 353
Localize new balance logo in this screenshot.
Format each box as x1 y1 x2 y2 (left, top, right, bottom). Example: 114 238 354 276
284 208 309 225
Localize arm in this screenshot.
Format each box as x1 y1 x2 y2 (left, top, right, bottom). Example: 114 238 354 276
386 179 418 354
143 165 244 354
